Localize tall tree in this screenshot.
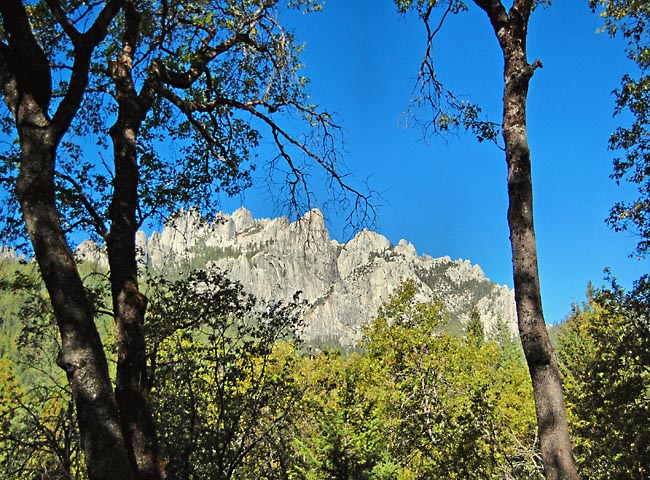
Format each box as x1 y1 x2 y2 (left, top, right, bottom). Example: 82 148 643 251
95 1 370 475
394 1 578 478
0 3 136 479
0 1 371 478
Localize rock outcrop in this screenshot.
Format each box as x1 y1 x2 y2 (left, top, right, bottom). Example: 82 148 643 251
76 207 517 345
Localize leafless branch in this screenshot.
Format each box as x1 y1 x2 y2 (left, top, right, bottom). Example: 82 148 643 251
55 171 108 238
157 86 235 170
405 1 504 148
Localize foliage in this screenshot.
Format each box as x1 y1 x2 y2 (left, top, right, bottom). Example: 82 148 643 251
0 0 372 249
394 2 579 477
466 305 485 347
294 280 541 479
590 0 650 255
0 265 86 479
362 280 540 479
294 350 391 479
1 264 309 479
1 2 372 476
0 265 552 479
558 277 650 479
0 374 84 480
145 268 307 480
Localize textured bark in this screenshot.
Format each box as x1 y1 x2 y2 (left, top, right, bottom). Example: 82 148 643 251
107 3 164 478
16 127 136 480
107 91 164 480
0 2 135 479
472 1 580 478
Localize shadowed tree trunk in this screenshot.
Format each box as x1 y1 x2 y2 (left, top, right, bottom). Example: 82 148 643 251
473 1 579 478
0 1 136 479
106 2 164 478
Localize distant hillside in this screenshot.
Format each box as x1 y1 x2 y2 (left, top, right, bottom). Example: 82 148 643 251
76 207 517 345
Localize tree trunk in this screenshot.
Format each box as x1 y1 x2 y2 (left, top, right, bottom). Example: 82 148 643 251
16 123 136 480
106 3 164 478
473 1 579 478
503 67 579 480
0 2 136 478
108 113 164 480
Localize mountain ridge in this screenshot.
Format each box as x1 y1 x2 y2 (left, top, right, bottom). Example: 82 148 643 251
76 207 517 345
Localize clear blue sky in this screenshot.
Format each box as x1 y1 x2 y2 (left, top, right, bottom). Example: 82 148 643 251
221 1 649 325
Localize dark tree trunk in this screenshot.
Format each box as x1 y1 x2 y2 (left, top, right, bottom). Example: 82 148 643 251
0 4 135 480
473 1 579 478
16 123 136 480
107 111 163 480
0 2 136 479
106 3 164 478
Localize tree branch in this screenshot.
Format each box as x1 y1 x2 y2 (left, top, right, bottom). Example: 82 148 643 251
44 0 81 46
50 0 124 142
0 0 53 113
472 0 508 38
55 171 108 238
156 32 254 89
155 2 273 90
157 86 235 170
511 0 534 26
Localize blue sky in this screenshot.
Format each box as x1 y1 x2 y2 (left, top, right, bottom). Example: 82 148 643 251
220 1 649 324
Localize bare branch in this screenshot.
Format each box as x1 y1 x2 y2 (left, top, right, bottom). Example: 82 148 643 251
54 171 108 239
44 0 81 45
406 2 503 147
157 86 235 171
217 96 375 226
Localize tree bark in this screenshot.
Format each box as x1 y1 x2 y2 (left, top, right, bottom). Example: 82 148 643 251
473 1 579 478
0 2 135 479
107 90 164 480
107 2 164 478
16 125 136 480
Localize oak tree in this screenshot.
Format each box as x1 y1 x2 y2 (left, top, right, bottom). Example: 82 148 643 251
0 1 370 478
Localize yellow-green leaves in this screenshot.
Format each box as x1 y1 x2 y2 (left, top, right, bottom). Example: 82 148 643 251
558 278 650 478
294 279 539 479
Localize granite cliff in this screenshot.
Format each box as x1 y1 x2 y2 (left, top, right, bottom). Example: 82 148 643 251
76 207 516 345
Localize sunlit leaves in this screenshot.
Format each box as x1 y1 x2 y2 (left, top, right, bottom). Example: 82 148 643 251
296 280 541 479
359 280 540 479
558 278 650 478
146 268 306 479
591 1 650 255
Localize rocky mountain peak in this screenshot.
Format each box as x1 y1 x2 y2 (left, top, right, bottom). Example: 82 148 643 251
76 208 517 345
231 206 254 232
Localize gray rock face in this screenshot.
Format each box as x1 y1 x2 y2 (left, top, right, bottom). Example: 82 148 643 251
76 207 517 345
0 246 20 263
